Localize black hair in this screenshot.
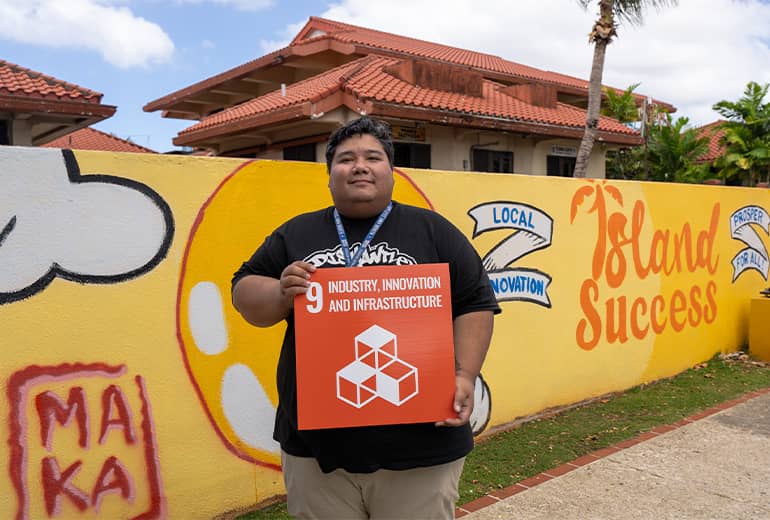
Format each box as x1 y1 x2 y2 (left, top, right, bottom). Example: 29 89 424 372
325 116 394 171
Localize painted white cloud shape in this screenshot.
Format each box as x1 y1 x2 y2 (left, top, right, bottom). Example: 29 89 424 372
0 147 173 303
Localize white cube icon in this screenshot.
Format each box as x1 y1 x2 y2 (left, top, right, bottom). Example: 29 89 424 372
375 358 418 405
355 325 397 369
336 324 419 409
336 360 378 408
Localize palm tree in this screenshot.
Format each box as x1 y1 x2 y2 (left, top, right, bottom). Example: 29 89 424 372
712 81 770 186
574 0 678 178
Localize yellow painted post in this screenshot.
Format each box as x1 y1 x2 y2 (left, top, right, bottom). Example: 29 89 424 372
749 297 770 361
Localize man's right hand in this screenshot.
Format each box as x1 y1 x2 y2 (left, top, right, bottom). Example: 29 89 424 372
232 261 317 327
278 261 317 309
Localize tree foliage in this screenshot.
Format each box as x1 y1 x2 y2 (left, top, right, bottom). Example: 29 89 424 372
645 114 711 183
712 81 770 186
578 0 678 24
606 114 710 183
602 82 641 124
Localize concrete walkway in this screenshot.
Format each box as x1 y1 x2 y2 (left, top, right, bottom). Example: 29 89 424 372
457 388 770 520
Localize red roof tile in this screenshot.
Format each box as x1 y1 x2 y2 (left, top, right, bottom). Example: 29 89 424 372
0 59 104 103
696 120 726 163
148 16 671 117
179 56 636 139
178 59 365 135
294 17 634 97
43 127 156 153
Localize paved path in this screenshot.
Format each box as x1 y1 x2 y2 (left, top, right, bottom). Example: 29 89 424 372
457 388 770 520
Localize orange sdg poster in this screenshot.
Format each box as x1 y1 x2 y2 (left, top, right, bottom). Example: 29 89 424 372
294 263 456 430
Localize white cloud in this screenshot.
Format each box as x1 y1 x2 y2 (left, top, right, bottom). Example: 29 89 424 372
0 0 174 68
312 0 770 127
258 20 306 54
176 0 274 11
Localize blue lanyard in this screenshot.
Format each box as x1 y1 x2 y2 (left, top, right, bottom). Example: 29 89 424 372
333 202 393 267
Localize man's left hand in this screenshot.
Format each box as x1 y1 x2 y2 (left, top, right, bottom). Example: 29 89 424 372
435 373 475 427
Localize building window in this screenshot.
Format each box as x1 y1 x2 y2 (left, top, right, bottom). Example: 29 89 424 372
283 143 316 162
547 155 576 177
472 149 513 173
0 120 9 145
394 142 431 169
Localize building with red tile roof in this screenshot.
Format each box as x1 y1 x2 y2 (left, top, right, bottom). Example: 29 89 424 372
695 120 726 163
145 17 673 177
0 59 116 146
694 121 770 187
42 127 156 153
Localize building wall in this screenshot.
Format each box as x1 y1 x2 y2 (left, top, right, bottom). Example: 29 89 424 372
404 125 605 176
2 146 768 519
262 122 608 177
255 148 282 161
10 118 32 146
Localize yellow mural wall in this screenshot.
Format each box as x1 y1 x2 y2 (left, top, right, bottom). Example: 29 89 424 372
2 146 769 519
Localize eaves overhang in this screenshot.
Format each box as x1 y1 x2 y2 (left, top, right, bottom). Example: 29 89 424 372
172 90 643 149
363 100 644 146
144 38 359 117
0 94 116 118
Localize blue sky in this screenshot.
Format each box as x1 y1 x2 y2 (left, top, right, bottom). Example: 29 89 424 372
0 0 324 151
1 0 769 153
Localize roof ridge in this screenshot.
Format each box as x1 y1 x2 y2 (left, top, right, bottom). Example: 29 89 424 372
294 32 334 45
307 57 374 103
338 54 381 84
696 119 727 130
308 16 505 61
87 127 157 153
307 16 347 29
285 56 370 93
338 56 398 102
43 127 156 153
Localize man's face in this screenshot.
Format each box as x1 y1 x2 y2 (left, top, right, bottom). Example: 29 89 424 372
328 133 394 218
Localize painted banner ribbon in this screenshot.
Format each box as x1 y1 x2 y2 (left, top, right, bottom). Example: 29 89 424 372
730 205 770 281
468 202 554 307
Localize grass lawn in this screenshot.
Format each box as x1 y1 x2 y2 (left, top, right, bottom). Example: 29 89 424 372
237 353 770 519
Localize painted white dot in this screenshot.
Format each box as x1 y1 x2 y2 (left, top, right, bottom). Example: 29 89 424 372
189 281 228 355
221 363 279 454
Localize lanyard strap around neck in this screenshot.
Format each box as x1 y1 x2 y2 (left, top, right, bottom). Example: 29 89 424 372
333 202 393 267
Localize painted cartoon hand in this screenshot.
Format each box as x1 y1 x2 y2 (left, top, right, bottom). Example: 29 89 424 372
481 230 546 271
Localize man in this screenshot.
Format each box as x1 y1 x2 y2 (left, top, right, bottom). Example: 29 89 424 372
232 116 499 519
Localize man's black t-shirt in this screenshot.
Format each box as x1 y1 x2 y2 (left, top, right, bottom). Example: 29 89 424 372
232 201 500 473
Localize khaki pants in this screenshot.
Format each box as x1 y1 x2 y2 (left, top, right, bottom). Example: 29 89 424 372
281 451 465 520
